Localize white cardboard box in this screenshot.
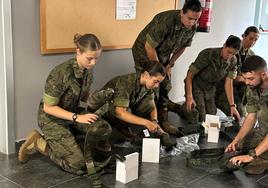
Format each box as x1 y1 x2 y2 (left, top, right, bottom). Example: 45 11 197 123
116 152 139 184
207 125 220 143
142 138 160 163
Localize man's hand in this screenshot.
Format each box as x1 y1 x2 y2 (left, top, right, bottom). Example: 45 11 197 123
229 155 254 166
230 107 241 121
77 113 98 124
186 96 196 112
225 140 239 152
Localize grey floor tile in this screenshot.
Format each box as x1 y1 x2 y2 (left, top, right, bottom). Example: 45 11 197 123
0 154 77 188
0 152 9 161
187 169 268 188
0 175 23 188
256 174 268 187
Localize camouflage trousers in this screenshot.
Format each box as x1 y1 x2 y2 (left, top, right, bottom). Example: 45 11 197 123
39 118 112 175
215 91 247 118
38 88 114 176
221 125 268 171
192 85 217 122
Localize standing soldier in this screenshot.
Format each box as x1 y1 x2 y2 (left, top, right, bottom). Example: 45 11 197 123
224 55 268 175
132 0 202 134
216 26 260 118
18 33 112 187
184 35 242 122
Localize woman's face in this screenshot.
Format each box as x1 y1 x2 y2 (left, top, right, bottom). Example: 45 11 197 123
143 72 165 89
76 48 102 69
242 32 259 49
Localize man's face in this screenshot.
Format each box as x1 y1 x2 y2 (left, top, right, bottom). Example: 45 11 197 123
180 10 201 29
242 71 264 89
242 32 259 49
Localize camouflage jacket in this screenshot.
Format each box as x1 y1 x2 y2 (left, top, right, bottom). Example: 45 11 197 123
189 48 237 99
246 87 268 129
38 58 93 124
101 73 154 110
132 10 197 69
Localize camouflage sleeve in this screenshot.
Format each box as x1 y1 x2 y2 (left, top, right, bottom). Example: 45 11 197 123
43 69 65 106
227 57 238 79
112 79 131 108
189 49 210 75
246 87 260 113
146 22 170 48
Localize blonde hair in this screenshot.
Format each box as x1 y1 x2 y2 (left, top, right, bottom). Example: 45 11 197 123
73 33 101 52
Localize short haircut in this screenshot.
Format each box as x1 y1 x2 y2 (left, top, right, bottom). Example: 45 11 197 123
142 61 166 77
225 35 241 50
182 0 202 13
241 55 267 73
243 26 259 37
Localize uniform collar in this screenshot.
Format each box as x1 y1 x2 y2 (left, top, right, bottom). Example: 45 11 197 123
73 59 86 79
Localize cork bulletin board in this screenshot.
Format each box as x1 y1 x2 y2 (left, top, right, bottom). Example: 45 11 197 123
40 0 178 54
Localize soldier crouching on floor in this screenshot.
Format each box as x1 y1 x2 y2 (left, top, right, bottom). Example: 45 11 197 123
101 60 175 149
222 55 268 175
18 33 113 188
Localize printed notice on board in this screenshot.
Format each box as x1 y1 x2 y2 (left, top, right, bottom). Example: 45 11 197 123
116 0 136 20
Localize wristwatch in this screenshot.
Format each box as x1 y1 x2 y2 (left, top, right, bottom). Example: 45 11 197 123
248 149 257 159
230 104 237 108
72 113 78 123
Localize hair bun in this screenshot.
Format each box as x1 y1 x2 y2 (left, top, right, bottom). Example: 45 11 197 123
73 33 82 43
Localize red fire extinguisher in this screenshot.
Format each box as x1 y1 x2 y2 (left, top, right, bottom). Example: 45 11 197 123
197 0 213 32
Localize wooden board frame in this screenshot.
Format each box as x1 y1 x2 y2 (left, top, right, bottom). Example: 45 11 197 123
40 0 178 54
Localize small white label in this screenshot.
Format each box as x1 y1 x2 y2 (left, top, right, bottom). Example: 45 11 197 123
143 129 150 137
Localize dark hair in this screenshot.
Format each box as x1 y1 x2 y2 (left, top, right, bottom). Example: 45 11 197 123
225 35 241 50
73 33 101 52
241 55 267 73
182 0 202 13
243 26 259 37
142 61 166 77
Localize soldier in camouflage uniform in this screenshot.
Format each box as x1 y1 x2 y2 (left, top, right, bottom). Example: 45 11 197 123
184 35 242 122
216 26 260 118
132 0 202 134
101 61 173 147
223 55 268 175
18 33 111 187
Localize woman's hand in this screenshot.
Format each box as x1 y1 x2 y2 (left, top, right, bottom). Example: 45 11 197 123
76 113 98 124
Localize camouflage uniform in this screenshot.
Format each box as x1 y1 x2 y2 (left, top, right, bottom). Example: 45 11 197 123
132 10 197 109
216 48 255 117
102 73 155 131
221 86 268 172
188 48 237 122
38 58 112 176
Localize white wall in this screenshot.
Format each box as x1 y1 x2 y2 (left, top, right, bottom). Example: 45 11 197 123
170 0 257 102
11 0 261 141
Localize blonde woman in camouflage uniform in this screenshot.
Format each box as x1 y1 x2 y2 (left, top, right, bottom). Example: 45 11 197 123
19 33 111 187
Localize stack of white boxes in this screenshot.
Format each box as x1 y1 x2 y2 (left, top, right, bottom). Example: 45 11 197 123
116 152 139 184
204 114 221 143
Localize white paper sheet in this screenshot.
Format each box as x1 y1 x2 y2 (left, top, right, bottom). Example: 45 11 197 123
116 0 136 20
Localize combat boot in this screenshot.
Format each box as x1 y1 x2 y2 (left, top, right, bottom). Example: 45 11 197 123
245 157 268 175
95 140 112 152
18 129 48 162
158 108 178 135
168 100 199 124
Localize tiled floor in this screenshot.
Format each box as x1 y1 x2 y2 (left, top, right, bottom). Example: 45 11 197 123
1 113 268 188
